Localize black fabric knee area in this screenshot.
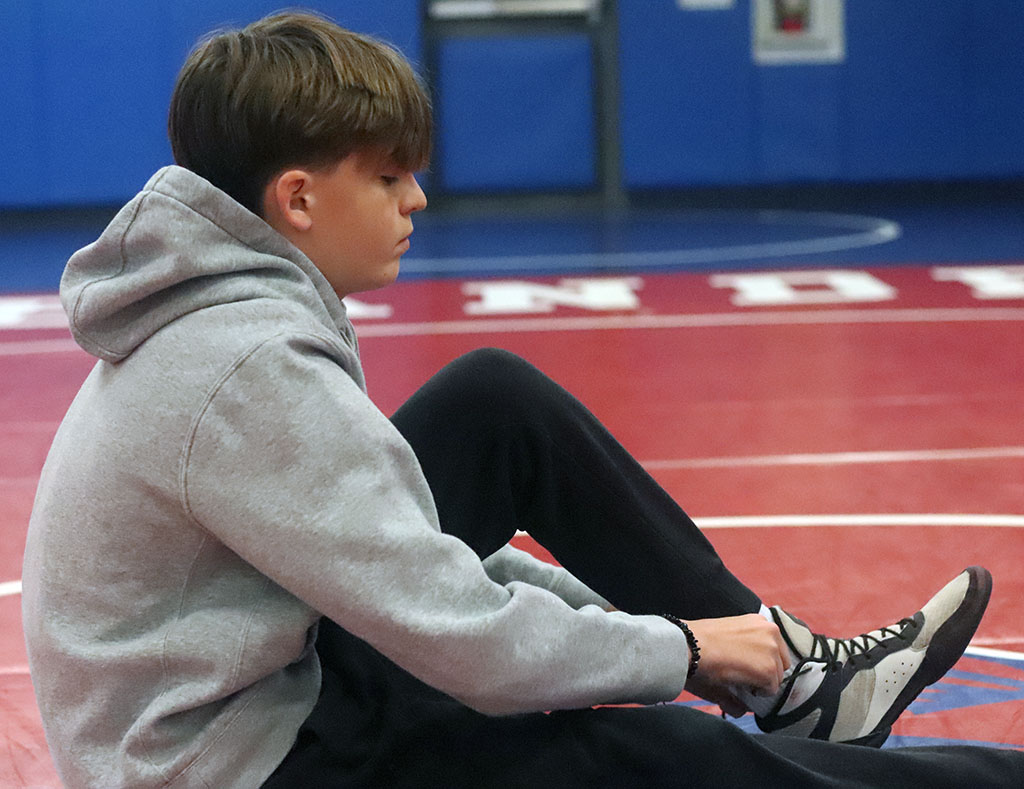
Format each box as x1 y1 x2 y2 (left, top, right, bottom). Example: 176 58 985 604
431 348 546 422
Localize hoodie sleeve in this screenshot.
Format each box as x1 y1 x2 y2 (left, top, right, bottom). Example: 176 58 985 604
181 333 689 716
482 544 612 612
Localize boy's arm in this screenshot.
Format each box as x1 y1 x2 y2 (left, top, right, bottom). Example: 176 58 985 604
181 334 690 716
481 544 611 611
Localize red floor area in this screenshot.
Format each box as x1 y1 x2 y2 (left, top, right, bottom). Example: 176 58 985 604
2 264 1023 784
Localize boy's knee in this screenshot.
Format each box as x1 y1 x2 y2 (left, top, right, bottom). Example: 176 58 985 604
425 348 548 425
448 348 540 393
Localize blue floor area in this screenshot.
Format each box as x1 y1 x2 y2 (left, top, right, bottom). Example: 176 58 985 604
401 197 1024 278
3 192 1024 294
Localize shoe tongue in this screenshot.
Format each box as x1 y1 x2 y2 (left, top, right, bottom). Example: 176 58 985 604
773 607 817 658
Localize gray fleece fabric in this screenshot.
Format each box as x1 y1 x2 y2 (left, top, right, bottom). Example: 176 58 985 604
22 166 690 788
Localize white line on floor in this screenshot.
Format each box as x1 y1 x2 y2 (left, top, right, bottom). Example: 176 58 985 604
693 514 1024 529
964 645 1024 661
642 446 1024 470
514 514 1024 539
401 210 902 274
3 306 1023 353
353 307 1024 337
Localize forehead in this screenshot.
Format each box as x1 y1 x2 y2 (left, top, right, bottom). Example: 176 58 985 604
332 146 400 175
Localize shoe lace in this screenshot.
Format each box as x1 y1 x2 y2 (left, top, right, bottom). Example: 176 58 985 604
810 617 917 672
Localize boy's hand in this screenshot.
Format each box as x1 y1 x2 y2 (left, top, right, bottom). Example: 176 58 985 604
681 614 791 714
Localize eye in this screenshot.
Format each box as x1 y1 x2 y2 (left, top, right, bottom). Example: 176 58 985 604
381 175 400 186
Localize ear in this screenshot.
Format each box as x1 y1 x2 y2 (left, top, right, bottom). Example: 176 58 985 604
263 169 315 232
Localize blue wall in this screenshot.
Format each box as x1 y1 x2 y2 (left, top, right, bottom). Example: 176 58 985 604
3 0 1023 209
618 0 1024 188
435 33 598 192
1 1 422 208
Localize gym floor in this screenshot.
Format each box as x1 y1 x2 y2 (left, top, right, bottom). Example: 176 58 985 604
3 190 1023 785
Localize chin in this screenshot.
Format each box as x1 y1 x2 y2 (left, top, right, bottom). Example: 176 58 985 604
350 269 401 296
381 260 403 286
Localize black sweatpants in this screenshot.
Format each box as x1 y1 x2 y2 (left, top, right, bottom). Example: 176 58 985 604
263 348 1023 788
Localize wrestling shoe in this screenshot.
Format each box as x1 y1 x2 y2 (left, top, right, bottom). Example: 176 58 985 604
755 566 992 747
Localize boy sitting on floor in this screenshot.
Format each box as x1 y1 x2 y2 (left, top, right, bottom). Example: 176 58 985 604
23 11 1019 788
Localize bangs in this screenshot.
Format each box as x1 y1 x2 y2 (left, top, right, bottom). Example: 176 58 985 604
308 26 433 172
330 71 433 173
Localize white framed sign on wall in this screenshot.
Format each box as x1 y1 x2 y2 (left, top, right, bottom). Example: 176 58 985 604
752 0 845 65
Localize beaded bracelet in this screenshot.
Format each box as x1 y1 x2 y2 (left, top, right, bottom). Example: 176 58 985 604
661 614 701 678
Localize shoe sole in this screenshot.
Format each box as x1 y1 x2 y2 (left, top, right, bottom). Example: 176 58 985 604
851 565 993 747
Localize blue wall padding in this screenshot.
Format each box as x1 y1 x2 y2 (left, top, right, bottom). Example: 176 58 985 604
436 34 597 192
755 63 843 182
961 1 1024 176
618 0 1024 189
5 2 47 206
1 0 422 209
619 2 756 187
843 1 968 181
38 1 174 205
4 0 1024 208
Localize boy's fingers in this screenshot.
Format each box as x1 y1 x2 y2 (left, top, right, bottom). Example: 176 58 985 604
775 625 793 672
717 691 748 718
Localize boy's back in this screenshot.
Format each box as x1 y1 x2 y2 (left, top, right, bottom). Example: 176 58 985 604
21 167 348 786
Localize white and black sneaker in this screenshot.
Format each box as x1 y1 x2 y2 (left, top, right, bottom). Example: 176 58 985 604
754 566 992 747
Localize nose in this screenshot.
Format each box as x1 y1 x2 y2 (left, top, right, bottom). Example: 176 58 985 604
402 174 427 215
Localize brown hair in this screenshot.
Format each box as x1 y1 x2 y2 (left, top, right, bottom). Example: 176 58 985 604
168 11 432 215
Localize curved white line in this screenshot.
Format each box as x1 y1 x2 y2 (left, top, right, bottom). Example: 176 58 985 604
965 646 1024 661
403 211 902 274
5 562 1023 659
4 308 1023 352
11 514 1023 602
516 513 1024 537
643 447 1024 470
693 514 1024 529
351 307 1024 338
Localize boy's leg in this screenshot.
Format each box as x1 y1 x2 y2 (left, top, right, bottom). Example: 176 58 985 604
389 347 760 618
382 701 1024 789
264 349 1019 786
388 348 990 747
266 620 1024 788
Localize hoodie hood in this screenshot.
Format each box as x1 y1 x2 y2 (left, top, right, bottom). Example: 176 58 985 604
60 166 356 362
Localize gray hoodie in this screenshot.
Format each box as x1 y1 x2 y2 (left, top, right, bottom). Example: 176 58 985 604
22 166 690 788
